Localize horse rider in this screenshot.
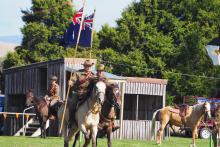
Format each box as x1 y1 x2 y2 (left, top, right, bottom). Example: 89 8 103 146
45 75 60 119
95 64 120 132
68 59 95 112
94 64 108 83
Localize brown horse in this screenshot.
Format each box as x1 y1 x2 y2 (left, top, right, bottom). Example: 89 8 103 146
26 89 62 138
97 83 121 147
26 89 49 138
151 102 211 147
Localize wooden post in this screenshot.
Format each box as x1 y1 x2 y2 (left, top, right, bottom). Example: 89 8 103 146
74 0 86 57
136 94 139 120
162 85 166 107
119 82 125 140
63 64 66 101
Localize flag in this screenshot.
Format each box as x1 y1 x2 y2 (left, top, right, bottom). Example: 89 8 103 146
72 8 83 25
78 13 95 47
61 8 83 48
206 45 220 65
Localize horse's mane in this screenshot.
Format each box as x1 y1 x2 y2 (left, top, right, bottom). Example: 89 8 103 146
27 92 46 106
106 84 118 96
192 103 204 111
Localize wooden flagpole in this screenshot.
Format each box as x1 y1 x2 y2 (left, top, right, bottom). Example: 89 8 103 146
59 0 86 135
74 0 86 57
89 9 96 59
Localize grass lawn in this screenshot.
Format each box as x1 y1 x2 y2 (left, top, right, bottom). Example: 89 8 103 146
0 136 210 147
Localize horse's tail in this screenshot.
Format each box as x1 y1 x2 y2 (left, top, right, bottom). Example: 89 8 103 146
151 109 161 140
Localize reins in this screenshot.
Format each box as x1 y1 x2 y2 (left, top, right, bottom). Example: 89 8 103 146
85 86 105 114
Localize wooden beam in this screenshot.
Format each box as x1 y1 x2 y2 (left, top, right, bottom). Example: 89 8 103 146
119 82 125 140
162 85 167 107
63 65 66 101
136 94 139 120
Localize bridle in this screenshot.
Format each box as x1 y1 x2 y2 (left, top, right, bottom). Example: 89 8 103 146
203 102 211 121
105 85 121 109
88 81 106 114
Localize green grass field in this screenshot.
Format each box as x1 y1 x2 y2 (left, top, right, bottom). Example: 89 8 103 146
0 136 210 147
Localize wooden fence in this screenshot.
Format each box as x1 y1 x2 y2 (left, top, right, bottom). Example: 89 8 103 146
113 120 168 140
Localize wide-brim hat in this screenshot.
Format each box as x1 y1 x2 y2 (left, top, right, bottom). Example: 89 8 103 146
97 64 105 71
82 60 94 67
50 76 58 81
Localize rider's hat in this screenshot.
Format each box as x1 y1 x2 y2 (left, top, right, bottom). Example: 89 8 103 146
97 64 105 71
50 76 58 81
82 60 94 67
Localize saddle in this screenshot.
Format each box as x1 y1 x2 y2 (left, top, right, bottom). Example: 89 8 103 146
174 104 189 118
170 104 189 124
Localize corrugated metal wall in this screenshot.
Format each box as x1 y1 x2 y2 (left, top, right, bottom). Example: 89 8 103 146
125 82 166 96
5 68 39 95
113 120 167 140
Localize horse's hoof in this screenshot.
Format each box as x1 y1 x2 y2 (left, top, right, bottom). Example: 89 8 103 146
85 133 90 139
64 142 69 147
189 144 196 147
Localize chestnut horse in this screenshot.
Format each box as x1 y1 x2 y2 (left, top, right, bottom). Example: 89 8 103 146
58 81 106 147
151 102 211 147
97 83 121 147
25 89 49 138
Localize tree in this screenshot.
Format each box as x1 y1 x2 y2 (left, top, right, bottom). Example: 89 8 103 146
98 0 220 104
3 0 74 68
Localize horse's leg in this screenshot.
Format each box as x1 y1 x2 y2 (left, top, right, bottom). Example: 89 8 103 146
106 127 113 147
64 124 69 147
39 120 43 138
91 126 98 147
195 127 198 139
191 127 197 147
81 124 90 138
156 118 169 145
72 131 80 147
83 131 91 147
43 121 47 138
66 126 78 147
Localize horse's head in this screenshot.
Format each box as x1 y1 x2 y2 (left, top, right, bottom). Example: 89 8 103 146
94 81 106 104
106 83 121 109
203 102 211 119
26 89 35 107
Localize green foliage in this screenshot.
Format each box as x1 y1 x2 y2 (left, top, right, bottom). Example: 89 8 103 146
3 0 73 68
3 51 24 69
3 0 220 106
97 0 220 104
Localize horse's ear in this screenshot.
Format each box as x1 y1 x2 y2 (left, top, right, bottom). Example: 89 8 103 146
27 89 33 93
203 101 207 107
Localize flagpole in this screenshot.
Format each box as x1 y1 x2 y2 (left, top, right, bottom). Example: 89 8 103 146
89 9 96 59
75 0 86 57
59 0 86 135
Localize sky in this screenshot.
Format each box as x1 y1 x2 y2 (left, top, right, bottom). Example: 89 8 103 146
0 0 137 37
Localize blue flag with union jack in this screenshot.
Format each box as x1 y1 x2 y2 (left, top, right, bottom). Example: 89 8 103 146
78 13 94 47
62 8 83 47
61 9 95 48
